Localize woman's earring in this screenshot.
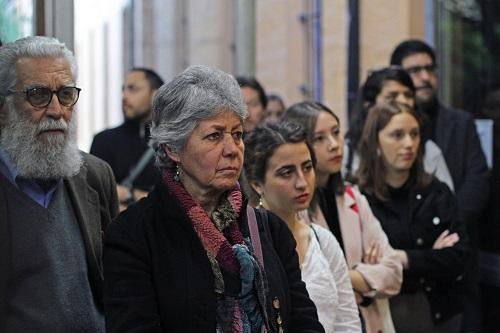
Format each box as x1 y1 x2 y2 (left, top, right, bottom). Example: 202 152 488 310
174 164 180 182
376 148 381 157
257 194 264 208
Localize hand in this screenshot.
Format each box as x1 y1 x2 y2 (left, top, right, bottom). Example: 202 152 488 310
353 290 363 305
132 188 148 201
363 240 381 265
395 249 409 269
432 230 460 250
117 184 131 203
349 270 371 293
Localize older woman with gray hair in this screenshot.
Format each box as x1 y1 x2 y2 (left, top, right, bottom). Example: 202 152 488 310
103 65 324 333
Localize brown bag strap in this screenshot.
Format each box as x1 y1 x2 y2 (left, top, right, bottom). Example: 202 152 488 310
247 205 264 268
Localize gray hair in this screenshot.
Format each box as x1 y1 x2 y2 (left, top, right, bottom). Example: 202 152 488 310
150 65 247 170
0 36 77 103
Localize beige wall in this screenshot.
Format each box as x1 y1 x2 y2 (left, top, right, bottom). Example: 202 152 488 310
107 0 428 138
188 0 234 73
256 0 307 109
359 0 425 82
322 0 349 131
255 0 426 132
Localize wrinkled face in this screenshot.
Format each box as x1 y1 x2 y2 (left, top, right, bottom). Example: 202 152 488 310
252 142 315 217
169 111 244 195
312 111 344 178
241 86 264 132
122 71 155 121
401 53 437 104
376 80 415 108
378 112 420 177
264 99 285 123
0 57 82 179
13 57 74 134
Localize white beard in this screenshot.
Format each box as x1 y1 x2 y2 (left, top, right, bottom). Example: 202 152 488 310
0 101 83 180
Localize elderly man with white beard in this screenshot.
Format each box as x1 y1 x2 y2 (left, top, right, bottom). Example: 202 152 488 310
0 36 118 332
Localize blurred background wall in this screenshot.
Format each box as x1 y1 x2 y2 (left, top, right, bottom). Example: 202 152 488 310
1 0 499 152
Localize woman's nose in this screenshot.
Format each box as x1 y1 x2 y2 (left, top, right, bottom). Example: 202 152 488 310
295 171 308 189
327 135 339 150
222 134 239 156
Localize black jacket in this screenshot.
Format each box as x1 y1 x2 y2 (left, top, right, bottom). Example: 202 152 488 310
0 152 119 330
90 120 160 191
434 105 489 230
364 178 469 324
103 182 324 333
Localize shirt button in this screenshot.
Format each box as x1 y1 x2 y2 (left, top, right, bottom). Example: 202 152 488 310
426 286 432 292
416 238 424 246
435 312 441 320
420 278 426 284
432 217 441 225
416 194 422 200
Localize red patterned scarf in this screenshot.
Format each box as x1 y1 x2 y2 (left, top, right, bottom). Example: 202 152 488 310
162 169 267 333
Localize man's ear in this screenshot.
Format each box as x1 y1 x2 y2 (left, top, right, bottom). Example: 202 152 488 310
150 89 158 105
164 145 181 164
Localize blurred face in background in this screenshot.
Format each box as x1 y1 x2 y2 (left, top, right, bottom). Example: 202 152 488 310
377 111 420 179
241 86 264 132
264 98 285 123
122 71 155 121
401 53 437 105
252 142 315 218
376 80 415 108
312 111 344 181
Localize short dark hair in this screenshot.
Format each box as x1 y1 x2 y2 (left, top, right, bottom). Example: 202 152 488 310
243 120 314 205
131 67 164 90
267 94 285 108
346 66 415 160
390 39 436 66
236 76 268 109
283 101 344 196
356 102 431 201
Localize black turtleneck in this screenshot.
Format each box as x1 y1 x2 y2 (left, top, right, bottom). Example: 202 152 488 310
317 184 344 252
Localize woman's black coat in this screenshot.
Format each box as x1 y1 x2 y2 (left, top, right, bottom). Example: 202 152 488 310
363 178 469 324
103 182 324 333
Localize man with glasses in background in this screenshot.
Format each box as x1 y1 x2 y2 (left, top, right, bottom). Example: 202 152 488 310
0 36 118 332
390 39 489 333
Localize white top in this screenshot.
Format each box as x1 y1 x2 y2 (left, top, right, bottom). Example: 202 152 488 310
423 140 454 191
301 224 362 333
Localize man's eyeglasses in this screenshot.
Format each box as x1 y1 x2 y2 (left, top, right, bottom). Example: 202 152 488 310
7 86 82 108
404 64 437 76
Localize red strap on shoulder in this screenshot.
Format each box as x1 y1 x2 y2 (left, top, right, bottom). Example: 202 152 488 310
345 185 359 214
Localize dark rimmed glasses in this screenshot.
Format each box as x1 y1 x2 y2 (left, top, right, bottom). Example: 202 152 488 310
404 64 437 76
8 86 82 108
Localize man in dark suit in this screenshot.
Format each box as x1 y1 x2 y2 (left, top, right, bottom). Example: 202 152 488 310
390 39 489 332
0 36 118 332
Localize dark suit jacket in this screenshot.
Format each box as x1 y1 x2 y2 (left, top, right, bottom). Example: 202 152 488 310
104 182 324 333
0 152 119 329
435 105 489 229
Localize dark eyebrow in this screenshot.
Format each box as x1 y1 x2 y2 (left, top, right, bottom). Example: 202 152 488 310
315 124 339 134
207 123 243 131
275 165 295 173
